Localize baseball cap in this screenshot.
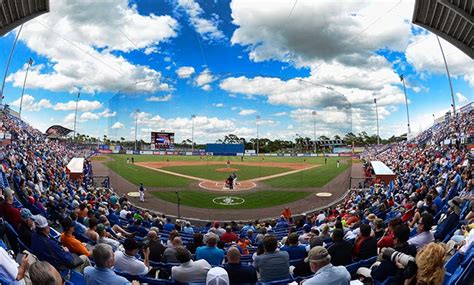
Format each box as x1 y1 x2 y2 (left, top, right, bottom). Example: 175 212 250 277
305 246 329 263
33 215 49 228
123 238 143 251
206 267 229 285
96 223 106 233
20 208 33 220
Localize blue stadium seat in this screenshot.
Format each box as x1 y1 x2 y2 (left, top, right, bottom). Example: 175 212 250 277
69 270 86 285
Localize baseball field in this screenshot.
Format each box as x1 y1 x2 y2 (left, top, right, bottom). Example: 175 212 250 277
99 154 351 210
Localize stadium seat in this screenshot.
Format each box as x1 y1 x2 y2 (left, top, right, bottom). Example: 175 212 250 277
69 270 86 285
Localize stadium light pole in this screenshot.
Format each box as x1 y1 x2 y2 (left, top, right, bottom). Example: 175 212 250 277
256 115 260 155
436 35 456 117
0 24 23 106
73 88 81 142
191 115 196 152
374 98 380 145
312 110 317 153
399 74 411 137
19 58 33 118
134 108 140 151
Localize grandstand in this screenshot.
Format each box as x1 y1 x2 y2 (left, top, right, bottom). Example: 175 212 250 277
0 0 473 284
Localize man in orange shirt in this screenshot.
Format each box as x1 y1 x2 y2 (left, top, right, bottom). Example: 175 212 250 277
281 207 292 219
60 217 92 257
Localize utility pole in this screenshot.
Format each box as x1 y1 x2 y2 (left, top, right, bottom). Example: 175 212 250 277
0 24 23 106
374 98 380 145
73 89 81 142
312 110 317 152
19 58 33 118
134 108 140 151
256 115 260 155
191 115 196 152
176 191 181 219
399 74 411 136
436 36 456 116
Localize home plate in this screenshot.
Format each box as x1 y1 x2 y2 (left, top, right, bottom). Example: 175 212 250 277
315 192 332 197
127 192 140 197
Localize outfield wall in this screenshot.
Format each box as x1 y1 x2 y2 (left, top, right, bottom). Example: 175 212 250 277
120 149 353 157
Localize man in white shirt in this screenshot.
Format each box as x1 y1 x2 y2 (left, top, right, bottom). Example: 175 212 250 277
172 247 211 283
114 238 150 276
0 247 28 285
119 207 131 219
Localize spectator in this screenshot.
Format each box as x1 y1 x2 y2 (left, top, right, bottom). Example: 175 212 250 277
84 244 138 285
31 215 88 272
147 229 165 263
96 223 121 249
281 207 292 219
183 222 194 235
70 212 87 236
187 233 204 254
302 246 351 284
196 236 225 266
353 224 377 260
221 226 238 244
0 189 21 228
292 236 324 278
327 228 353 266
126 219 148 238
29 261 63 285
17 208 34 248
114 238 150 275
60 217 92 257
206 267 229 285
280 233 307 260
85 217 100 242
373 218 385 239
434 197 461 241
223 246 257 283
0 246 28 284
172 247 211 283
254 235 289 281
408 213 434 250
164 237 184 263
378 218 402 249
410 243 446 285
163 217 175 232
371 224 417 283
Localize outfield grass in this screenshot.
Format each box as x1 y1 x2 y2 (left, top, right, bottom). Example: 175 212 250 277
151 190 311 209
162 164 291 181
264 161 350 188
104 158 192 187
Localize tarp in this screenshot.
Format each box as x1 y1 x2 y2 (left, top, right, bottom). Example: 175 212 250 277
370 161 394 175
67 158 84 174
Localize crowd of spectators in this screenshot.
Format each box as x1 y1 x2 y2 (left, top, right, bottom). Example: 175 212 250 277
0 109 473 285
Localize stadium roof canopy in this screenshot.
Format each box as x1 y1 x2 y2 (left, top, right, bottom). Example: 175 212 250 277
0 0 49 36
45 125 72 138
412 0 473 59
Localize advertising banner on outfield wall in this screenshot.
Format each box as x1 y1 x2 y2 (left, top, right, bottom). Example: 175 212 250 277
140 151 153 155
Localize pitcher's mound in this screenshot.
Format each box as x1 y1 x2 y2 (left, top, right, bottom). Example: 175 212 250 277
215 167 239 172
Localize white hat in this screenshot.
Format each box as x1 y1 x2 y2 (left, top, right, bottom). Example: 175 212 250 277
206 267 229 285
33 215 49 228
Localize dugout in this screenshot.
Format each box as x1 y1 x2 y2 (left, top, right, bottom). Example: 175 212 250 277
67 157 84 181
205 144 244 156
370 161 396 184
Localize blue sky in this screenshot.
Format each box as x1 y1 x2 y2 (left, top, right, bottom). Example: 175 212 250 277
0 0 472 143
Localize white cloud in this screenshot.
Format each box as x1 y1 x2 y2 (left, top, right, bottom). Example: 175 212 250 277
455 92 468 104
145 94 173 102
6 0 178 93
177 0 225 42
54 100 103 112
80 112 100 121
406 34 474 86
144 46 158 55
176 66 195 78
9 94 52 111
64 113 76 125
195 69 214 86
213 103 224 107
201 84 212 91
274 112 287 116
239 109 257 116
98 108 117 118
111 122 125 129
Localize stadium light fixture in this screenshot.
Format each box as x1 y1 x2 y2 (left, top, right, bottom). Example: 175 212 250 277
256 115 261 155
191 115 196 152
73 87 81 142
399 74 411 137
312 110 317 153
374 98 380 145
436 35 456 117
0 24 24 106
19 58 33 118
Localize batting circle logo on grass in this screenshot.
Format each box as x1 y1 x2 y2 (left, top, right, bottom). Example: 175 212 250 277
212 196 245 206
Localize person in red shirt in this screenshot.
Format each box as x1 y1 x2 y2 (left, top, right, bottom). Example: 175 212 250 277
281 207 292 219
377 218 402 249
221 226 238 244
346 211 359 226
0 190 21 228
